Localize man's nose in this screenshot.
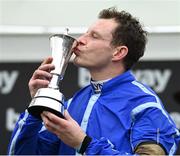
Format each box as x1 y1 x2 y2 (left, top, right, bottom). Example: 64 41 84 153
77 34 87 45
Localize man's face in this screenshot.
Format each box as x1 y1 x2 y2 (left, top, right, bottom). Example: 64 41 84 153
73 18 118 71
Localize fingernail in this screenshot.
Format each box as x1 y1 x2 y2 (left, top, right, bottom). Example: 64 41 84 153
43 111 48 115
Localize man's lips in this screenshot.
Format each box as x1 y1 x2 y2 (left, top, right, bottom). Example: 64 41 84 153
73 47 81 56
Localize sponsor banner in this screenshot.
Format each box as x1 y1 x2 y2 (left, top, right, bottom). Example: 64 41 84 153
0 61 180 154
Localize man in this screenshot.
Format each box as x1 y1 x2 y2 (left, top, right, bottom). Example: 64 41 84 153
8 7 180 155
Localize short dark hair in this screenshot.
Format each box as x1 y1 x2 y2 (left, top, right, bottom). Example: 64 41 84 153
98 7 147 70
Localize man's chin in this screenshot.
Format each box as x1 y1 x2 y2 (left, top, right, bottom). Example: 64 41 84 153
73 60 87 69
72 59 82 67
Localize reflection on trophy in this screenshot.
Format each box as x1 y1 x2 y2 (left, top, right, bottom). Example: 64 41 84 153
28 32 77 119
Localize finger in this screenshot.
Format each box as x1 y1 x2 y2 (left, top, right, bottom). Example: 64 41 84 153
38 57 55 74
38 64 55 72
31 70 52 80
42 111 67 127
41 57 53 66
41 114 59 133
29 79 50 88
64 110 73 121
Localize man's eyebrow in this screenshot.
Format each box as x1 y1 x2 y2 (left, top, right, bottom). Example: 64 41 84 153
91 30 100 35
91 30 106 39
87 30 101 36
86 29 111 41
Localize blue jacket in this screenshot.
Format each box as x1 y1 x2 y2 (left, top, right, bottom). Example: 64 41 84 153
8 70 180 155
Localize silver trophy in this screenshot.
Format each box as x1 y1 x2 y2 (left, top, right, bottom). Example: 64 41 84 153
28 33 77 119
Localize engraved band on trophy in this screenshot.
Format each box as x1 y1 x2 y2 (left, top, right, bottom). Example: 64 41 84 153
28 32 77 119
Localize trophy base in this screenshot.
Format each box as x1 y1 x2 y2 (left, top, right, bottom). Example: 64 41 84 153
28 88 65 120
28 105 64 119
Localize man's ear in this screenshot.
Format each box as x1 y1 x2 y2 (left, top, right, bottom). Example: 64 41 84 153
112 46 128 61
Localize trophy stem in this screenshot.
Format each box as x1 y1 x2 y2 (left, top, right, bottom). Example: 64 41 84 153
48 74 63 89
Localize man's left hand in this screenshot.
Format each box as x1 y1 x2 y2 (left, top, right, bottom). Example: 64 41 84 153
41 110 86 148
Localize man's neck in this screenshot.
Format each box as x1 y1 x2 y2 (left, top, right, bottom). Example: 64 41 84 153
89 66 125 81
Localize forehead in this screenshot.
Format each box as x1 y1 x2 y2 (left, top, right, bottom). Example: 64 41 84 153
88 18 118 37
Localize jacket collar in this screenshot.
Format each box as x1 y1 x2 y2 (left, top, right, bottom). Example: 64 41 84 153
90 70 135 94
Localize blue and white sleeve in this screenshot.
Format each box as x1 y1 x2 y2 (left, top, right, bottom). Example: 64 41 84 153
8 110 60 155
130 105 180 155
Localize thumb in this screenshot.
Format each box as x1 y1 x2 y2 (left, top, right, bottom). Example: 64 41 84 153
64 110 72 121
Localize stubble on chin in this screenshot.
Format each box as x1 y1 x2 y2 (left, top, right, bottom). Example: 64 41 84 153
72 57 81 67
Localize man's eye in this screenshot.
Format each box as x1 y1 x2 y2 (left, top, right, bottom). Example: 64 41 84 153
92 33 99 39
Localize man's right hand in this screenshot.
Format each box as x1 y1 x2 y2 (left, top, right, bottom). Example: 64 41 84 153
28 57 55 98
